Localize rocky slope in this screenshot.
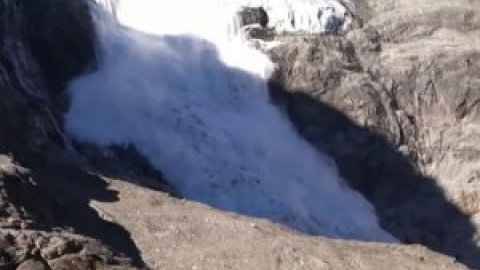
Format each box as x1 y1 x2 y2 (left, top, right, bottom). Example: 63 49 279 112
0 0 143 269
0 0 478 269
0 156 140 270
0 154 469 270
264 0 480 267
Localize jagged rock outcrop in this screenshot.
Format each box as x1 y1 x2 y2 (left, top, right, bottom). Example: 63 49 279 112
0 1 142 269
237 7 269 28
0 0 96 158
0 156 139 269
265 0 480 268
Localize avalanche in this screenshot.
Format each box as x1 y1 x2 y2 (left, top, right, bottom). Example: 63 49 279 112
65 0 395 242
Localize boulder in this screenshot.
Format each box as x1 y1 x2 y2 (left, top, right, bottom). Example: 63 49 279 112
237 7 269 28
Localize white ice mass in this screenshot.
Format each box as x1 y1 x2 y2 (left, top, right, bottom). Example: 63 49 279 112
247 0 353 33
65 0 395 241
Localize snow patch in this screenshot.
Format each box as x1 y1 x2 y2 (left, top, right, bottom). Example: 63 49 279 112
246 0 353 33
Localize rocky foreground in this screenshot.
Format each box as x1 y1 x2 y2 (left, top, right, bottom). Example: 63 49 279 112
0 154 469 270
0 0 479 269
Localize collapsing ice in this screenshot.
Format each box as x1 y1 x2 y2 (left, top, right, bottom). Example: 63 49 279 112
236 0 354 34
65 0 395 241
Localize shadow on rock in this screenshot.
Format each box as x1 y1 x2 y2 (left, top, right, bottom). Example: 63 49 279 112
0 1 147 267
268 80 480 269
0 59 147 268
1 158 146 268
33 165 146 267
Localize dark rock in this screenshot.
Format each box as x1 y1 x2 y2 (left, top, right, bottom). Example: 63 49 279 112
0 1 146 268
0 0 94 158
237 7 275 41
0 249 15 270
41 237 83 260
245 27 276 41
1 158 57 229
22 0 96 96
237 7 269 28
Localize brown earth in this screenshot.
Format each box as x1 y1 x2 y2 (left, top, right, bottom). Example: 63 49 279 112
0 154 470 270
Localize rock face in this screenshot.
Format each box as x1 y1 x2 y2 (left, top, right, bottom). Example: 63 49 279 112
0 156 140 270
23 0 96 96
0 0 95 157
0 1 141 269
0 0 478 269
266 0 480 268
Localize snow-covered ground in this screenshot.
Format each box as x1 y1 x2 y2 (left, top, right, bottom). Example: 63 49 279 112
65 0 394 241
